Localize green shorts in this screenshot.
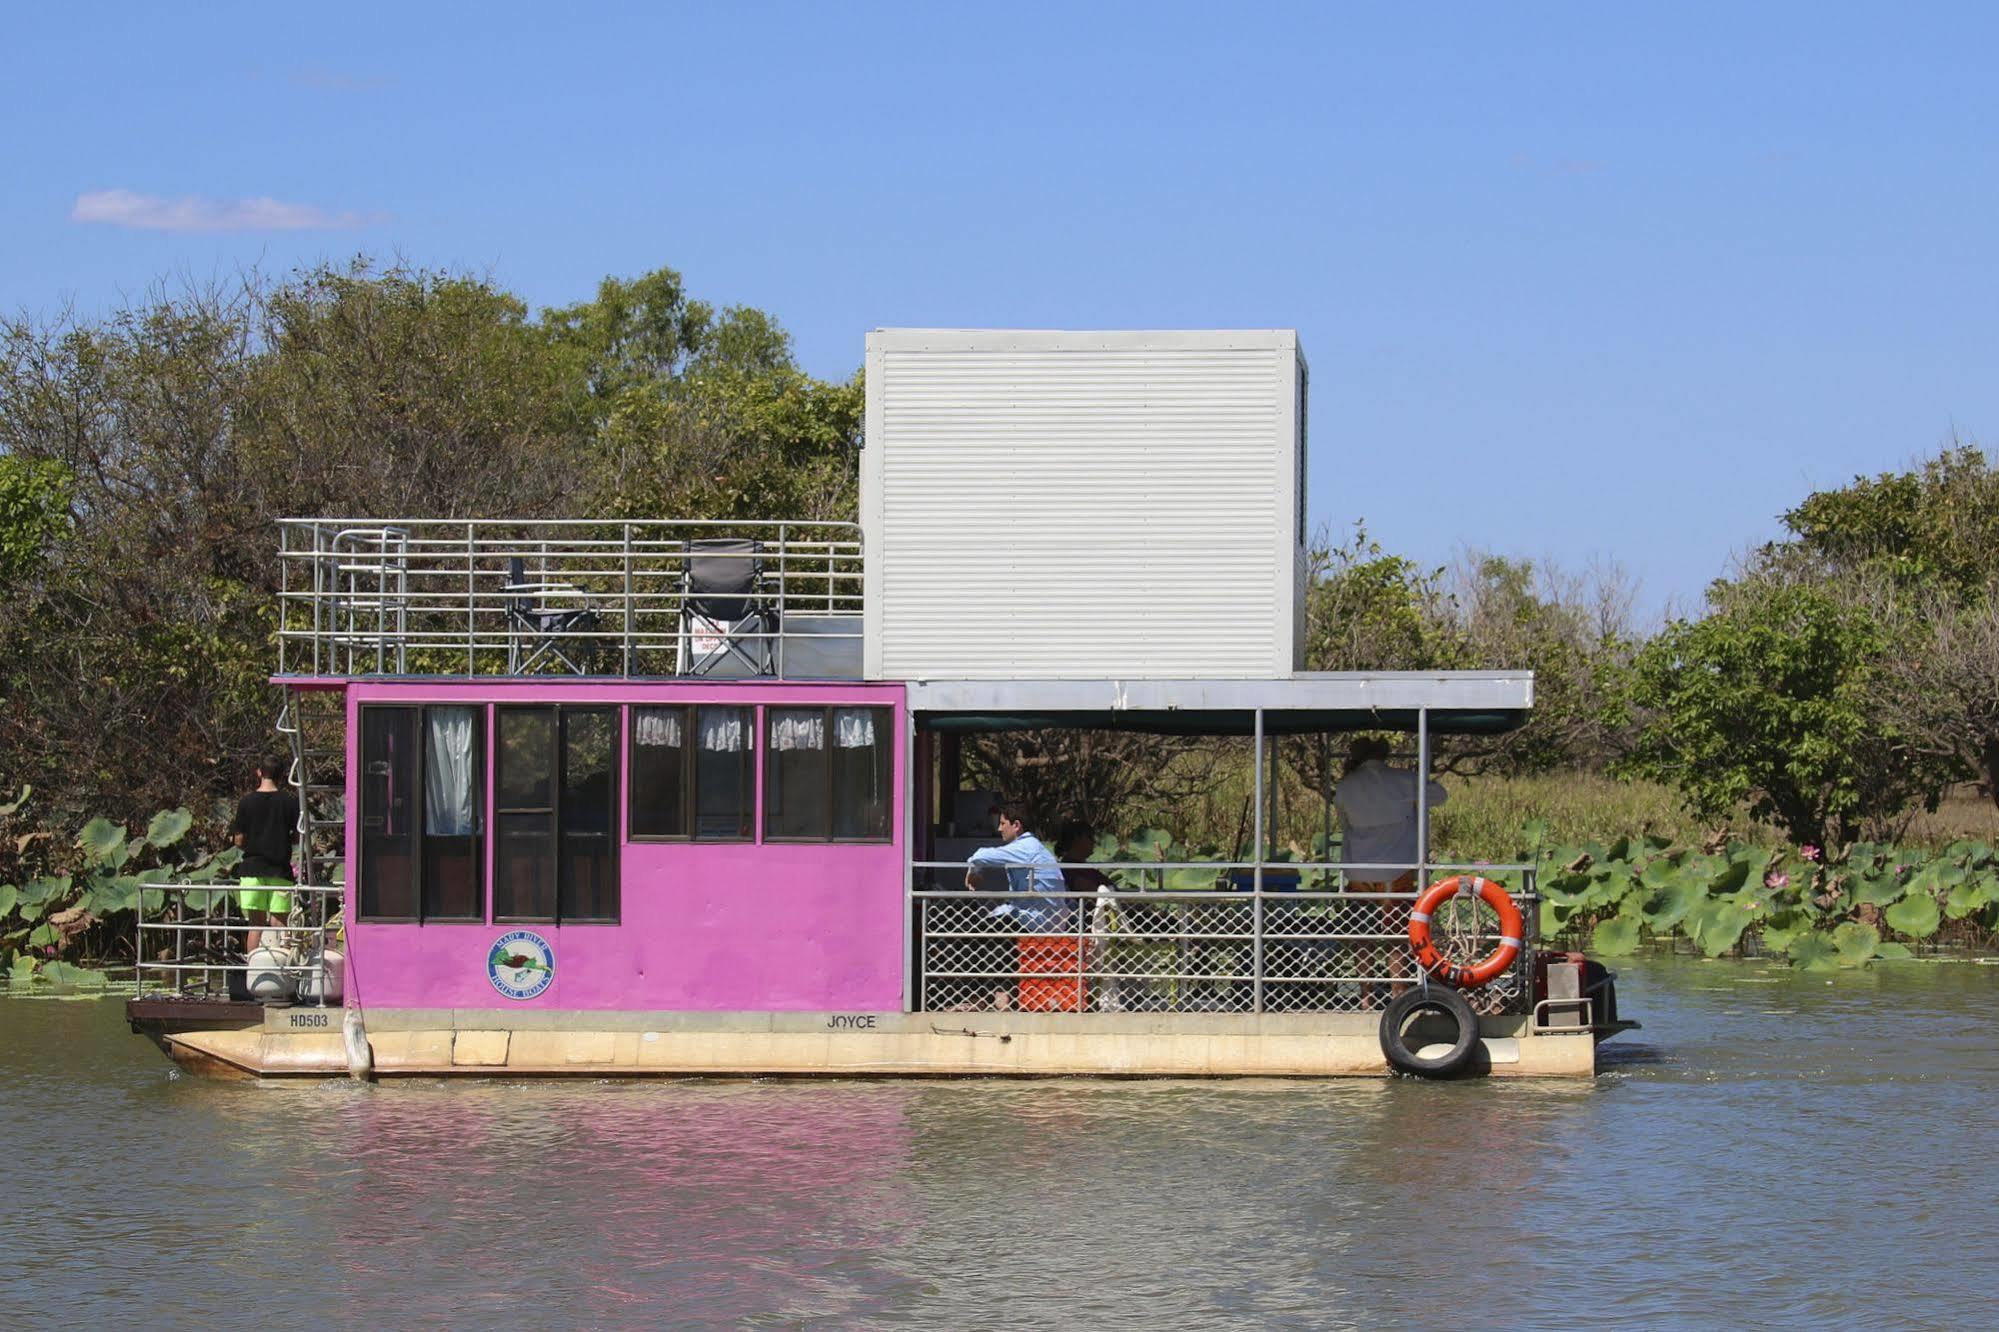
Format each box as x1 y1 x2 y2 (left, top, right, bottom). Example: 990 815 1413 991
237 877 293 915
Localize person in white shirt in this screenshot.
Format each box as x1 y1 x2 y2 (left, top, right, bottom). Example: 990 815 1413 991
1333 736 1447 1003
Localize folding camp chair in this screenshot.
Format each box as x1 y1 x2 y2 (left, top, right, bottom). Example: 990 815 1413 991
504 556 600 674
679 538 777 676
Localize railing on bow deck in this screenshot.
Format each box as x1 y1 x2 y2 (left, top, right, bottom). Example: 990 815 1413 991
276 518 865 679
134 883 343 1001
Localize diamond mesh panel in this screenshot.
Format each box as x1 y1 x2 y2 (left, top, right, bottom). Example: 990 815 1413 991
916 890 1534 1015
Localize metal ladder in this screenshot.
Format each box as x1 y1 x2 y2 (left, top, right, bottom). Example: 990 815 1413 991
276 684 347 904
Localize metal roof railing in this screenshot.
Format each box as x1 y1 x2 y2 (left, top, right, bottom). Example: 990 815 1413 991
276 518 864 680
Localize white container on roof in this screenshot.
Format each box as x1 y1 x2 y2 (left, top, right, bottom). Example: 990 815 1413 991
862 329 1307 681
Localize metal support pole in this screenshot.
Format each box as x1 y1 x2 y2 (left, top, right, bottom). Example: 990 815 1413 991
466 522 476 676
1416 707 1431 891
622 522 634 677
1253 707 1264 1014
902 707 917 1014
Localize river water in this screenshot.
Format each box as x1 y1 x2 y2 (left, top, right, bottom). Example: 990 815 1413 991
3 954 1996 1329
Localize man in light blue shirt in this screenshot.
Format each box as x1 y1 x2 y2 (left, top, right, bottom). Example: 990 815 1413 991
966 804 1068 930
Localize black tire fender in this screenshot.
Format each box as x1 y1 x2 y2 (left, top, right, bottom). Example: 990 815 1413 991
1378 985 1480 1079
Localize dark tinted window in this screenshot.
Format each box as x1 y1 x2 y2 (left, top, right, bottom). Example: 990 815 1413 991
765 709 828 839
831 707 891 839
629 707 688 838
360 704 486 922
629 705 751 842
494 707 558 922
560 709 618 922
693 706 752 840
762 706 891 841
359 707 418 919
420 706 484 921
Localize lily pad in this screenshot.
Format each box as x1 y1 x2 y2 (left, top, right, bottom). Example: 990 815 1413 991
1874 942 1915 960
146 807 194 848
38 960 107 989
1885 891 1942 940
0 883 15 920
1830 921 1880 968
1708 859 1752 894
1945 874 1999 920
1589 912 1642 957
1849 871 1908 908
1788 932 1840 972
1758 908 1813 954
1690 902 1754 957
75 817 127 865
1637 870 1706 933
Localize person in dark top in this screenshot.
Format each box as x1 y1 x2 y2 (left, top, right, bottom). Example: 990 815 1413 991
230 756 299 953
1056 820 1113 894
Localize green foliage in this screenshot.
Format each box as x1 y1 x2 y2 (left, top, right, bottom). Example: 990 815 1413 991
1884 890 1942 939
145 808 192 848
1589 913 1641 956
1831 921 1881 967
1623 578 1946 846
1517 816 1999 966
1783 445 1999 597
1 792 235 977
1788 933 1841 972
0 457 73 585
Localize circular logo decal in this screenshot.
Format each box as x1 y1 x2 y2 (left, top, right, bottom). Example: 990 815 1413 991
487 930 555 1001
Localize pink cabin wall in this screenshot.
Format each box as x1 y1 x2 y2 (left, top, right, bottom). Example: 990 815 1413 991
336 679 907 1012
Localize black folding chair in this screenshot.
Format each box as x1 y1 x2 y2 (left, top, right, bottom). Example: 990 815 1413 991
504 556 600 674
679 538 777 676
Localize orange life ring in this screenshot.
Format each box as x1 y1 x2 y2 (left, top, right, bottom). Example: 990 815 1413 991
1408 875 1526 989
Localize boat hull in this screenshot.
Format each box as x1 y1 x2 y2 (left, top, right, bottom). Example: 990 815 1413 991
129 1002 1598 1079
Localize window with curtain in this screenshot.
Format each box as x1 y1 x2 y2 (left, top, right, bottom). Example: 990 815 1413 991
763 705 890 842
359 704 485 922
630 705 752 841
495 706 619 924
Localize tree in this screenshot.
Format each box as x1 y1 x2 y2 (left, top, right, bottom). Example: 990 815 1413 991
1781 443 1999 596
1303 522 1458 672
241 261 587 521
1873 584 1999 810
1620 576 1946 846
0 456 73 586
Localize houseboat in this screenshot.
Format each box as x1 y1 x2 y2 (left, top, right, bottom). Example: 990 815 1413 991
127 329 1627 1080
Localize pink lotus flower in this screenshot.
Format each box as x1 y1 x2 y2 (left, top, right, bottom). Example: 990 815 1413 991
1765 869 1789 890
1800 845 1821 862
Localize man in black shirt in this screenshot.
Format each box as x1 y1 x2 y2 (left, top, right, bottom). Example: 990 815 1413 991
230 756 300 953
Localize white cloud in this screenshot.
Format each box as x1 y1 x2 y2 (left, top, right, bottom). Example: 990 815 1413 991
69 189 382 233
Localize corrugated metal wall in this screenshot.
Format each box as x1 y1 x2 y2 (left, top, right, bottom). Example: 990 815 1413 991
863 330 1305 680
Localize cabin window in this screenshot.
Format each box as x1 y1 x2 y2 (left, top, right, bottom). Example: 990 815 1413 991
358 704 485 922
764 706 891 842
628 705 753 841
495 705 620 923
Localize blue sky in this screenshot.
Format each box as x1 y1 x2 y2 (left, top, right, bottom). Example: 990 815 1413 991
10 2 1997 621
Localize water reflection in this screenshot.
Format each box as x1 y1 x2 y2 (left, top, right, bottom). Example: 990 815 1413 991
8 957 1999 1328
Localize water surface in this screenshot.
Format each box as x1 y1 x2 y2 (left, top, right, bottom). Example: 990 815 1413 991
4 955 1996 1329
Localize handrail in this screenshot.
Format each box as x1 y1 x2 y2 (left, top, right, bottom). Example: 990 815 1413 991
134 882 342 999
276 517 865 679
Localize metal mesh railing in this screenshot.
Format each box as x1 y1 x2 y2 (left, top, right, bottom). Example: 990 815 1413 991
135 883 342 1002
277 518 864 678
913 863 1535 1015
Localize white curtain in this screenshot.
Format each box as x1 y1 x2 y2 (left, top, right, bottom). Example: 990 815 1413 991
635 709 683 748
834 708 876 749
424 707 477 836
698 709 744 752
771 711 825 752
